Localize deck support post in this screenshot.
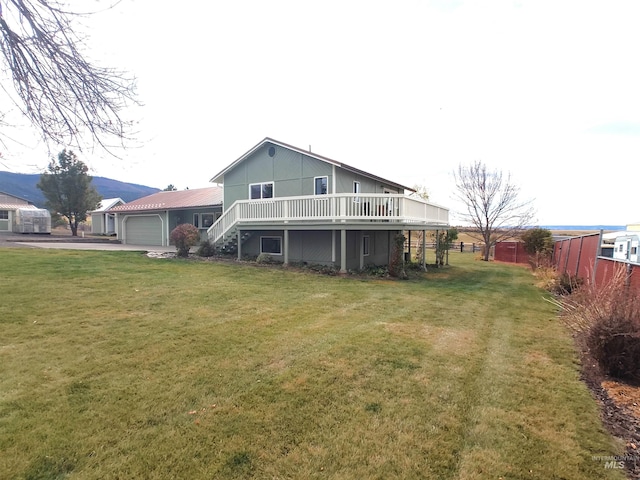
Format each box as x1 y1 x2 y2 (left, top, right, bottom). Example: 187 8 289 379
284 229 289 265
340 229 347 273
422 229 427 271
237 228 242 261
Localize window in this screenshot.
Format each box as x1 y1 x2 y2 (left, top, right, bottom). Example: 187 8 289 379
0 210 8 220
201 214 214 228
363 235 370 256
314 176 328 195
261 236 282 255
250 182 274 199
353 181 361 203
632 247 637 255
193 213 216 229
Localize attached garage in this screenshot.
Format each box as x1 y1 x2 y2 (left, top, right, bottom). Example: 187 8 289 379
109 187 223 247
123 215 164 246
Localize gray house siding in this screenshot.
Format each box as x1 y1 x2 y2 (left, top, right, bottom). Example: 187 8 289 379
239 228 398 269
223 142 334 210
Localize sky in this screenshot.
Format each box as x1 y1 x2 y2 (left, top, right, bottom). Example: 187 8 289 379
1 0 640 226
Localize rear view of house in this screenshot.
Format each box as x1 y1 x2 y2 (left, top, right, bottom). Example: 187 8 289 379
207 138 449 272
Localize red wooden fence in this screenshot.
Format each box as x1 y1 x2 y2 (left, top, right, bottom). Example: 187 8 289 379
553 232 640 293
494 242 530 264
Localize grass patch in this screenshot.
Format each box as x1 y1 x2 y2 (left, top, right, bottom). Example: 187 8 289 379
0 249 626 479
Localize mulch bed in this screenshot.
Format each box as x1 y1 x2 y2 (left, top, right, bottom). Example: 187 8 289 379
579 350 640 478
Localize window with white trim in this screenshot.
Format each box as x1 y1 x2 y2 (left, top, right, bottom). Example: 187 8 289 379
353 181 361 203
250 182 274 199
363 235 370 256
314 176 328 195
193 213 215 229
261 236 282 255
0 210 8 220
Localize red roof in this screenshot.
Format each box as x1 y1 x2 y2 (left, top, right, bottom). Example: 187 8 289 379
109 187 222 213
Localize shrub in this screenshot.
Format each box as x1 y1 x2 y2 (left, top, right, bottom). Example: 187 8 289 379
555 264 640 381
586 298 640 381
554 272 583 295
170 223 200 258
256 253 273 264
197 239 216 257
388 233 407 279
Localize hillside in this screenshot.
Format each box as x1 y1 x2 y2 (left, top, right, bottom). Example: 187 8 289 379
0 171 159 208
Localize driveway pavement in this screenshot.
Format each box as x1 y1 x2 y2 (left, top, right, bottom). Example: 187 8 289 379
0 233 177 252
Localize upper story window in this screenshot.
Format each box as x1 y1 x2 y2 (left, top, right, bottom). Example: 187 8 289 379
250 182 274 199
314 176 328 195
353 181 361 203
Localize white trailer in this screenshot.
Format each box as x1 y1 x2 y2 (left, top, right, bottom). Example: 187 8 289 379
613 235 639 263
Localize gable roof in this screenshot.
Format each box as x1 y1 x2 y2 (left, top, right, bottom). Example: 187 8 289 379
92 198 125 213
0 191 33 208
209 137 415 192
109 187 222 213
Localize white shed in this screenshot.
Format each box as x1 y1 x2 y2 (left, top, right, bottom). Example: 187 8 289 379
91 198 124 235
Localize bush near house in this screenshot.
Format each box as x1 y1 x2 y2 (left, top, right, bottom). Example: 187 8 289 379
170 223 200 257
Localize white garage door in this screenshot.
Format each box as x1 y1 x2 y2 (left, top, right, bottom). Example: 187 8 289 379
124 215 163 245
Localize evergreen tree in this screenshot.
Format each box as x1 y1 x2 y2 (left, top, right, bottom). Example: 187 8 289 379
37 150 102 236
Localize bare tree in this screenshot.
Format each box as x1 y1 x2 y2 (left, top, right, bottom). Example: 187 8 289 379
0 0 137 151
453 161 534 261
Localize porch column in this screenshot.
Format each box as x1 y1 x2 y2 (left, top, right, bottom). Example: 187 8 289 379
408 231 412 263
283 229 289 265
237 228 242 260
359 231 364 270
340 229 347 273
165 210 170 246
422 229 427 271
332 230 336 262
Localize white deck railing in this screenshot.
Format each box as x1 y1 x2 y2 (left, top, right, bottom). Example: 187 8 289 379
207 194 449 245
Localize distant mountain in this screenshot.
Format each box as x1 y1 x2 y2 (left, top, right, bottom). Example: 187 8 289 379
0 171 160 208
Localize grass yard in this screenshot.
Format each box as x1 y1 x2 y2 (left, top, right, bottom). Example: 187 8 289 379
0 249 626 479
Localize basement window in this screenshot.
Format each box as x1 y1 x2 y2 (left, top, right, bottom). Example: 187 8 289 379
261 236 282 255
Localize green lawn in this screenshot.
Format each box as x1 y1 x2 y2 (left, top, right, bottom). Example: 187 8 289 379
0 249 625 479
